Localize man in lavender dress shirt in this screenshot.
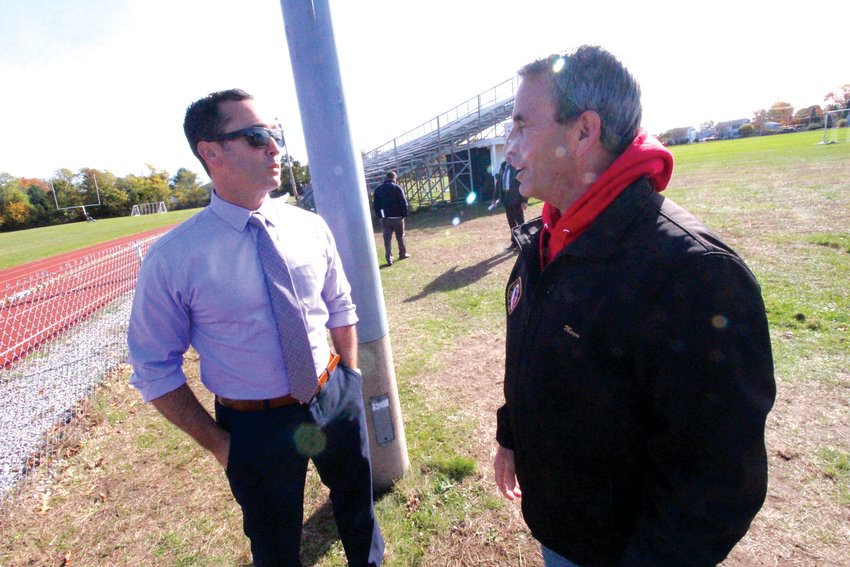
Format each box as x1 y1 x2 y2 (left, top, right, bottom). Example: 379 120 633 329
127 89 383 566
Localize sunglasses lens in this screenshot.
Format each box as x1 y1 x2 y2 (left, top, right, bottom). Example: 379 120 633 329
245 129 271 148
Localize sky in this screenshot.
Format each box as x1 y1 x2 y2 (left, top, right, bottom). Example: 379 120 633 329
0 0 845 183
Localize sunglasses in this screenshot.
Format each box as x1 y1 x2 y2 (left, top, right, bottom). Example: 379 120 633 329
208 125 284 148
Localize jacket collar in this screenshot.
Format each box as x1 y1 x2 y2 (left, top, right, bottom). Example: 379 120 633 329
515 179 661 265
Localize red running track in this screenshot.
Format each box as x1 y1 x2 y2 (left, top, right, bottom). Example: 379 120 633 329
0 226 175 287
0 225 176 367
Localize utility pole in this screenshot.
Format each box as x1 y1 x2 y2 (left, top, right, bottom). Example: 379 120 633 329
278 0 408 492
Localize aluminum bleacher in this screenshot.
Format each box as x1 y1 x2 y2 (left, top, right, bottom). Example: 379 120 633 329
362 76 518 209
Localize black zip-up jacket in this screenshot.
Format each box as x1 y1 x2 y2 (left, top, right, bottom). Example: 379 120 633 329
372 180 408 219
496 179 775 566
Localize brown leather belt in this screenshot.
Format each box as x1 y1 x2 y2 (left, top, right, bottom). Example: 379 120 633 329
217 353 340 411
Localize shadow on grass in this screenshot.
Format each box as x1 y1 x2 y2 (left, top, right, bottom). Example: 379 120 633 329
299 492 391 566
404 250 516 303
370 200 508 235
300 500 337 566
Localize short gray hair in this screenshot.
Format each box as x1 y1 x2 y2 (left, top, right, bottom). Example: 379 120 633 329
519 45 642 155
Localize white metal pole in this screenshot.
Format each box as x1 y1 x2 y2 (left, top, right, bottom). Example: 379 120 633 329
278 0 409 491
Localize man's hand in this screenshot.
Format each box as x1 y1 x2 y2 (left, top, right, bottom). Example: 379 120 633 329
493 445 522 501
151 384 231 469
212 435 230 469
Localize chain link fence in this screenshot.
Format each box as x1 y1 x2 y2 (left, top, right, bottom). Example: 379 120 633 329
0 233 163 509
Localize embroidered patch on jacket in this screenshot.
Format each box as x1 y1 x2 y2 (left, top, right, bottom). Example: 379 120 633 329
563 324 581 339
507 277 522 315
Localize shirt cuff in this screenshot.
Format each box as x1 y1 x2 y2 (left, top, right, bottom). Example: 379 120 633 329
130 369 187 403
327 307 358 328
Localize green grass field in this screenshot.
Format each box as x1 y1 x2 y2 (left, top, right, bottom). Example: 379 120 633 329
0 209 201 270
1 131 849 565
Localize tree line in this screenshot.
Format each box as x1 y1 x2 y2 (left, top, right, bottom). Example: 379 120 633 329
743 84 850 133
660 84 850 143
0 158 310 233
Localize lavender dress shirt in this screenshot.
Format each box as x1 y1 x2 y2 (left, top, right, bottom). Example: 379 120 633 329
128 192 357 402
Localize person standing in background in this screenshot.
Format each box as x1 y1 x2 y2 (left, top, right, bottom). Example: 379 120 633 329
372 171 409 266
492 159 528 250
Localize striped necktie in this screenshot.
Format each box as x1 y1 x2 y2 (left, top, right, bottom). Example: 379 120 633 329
249 213 317 402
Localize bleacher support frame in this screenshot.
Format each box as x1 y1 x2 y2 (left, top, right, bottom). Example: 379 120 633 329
362 77 518 209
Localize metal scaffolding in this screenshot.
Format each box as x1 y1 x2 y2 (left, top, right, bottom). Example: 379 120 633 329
362 77 518 209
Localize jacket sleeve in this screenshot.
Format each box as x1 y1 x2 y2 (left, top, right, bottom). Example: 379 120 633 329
621 253 775 566
495 163 505 195
495 404 514 449
398 185 409 217
372 187 382 218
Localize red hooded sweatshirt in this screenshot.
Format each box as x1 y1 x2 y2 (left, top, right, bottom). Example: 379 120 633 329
540 130 674 267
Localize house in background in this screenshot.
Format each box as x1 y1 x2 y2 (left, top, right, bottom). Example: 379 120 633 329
660 126 697 145
697 125 717 140
714 118 751 139
762 121 783 134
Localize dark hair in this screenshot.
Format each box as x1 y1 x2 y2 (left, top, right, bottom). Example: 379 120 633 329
385 171 397 180
183 88 253 173
519 45 642 155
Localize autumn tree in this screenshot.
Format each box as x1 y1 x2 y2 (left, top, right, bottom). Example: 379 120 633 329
824 84 850 111
0 173 35 230
84 169 128 217
4 201 34 228
751 109 769 131
118 165 171 207
50 168 84 211
792 105 823 126
25 182 56 226
767 101 794 125
170 167 209 209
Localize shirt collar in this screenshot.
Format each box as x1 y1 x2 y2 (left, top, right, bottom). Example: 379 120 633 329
210 190 277 232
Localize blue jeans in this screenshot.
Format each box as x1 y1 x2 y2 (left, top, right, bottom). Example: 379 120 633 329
542 544 582 567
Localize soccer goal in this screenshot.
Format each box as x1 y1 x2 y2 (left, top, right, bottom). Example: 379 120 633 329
821 109 850 144
130 201 168 216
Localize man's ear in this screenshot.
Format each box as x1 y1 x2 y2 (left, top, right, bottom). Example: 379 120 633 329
573 110 604 154
197 141 219 169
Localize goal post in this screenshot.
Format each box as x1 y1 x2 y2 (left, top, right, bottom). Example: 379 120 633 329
821 109 850 144
50 171 102 221
130 201 168 216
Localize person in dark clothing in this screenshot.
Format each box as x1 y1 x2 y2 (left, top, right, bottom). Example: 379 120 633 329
492 159 528 249
493 45 775 567
372 171 409 266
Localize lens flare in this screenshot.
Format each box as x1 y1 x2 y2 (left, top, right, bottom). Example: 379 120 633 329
553 57 566 73
294 423 327 457
466 192 477 205
452 216 461 226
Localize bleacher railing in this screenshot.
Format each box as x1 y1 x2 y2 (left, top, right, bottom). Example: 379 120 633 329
362 76 518 162
0 233 163 509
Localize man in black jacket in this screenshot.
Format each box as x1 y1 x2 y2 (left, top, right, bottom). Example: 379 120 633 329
372 171 409 266
493 45 775 567
492 159 528 249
